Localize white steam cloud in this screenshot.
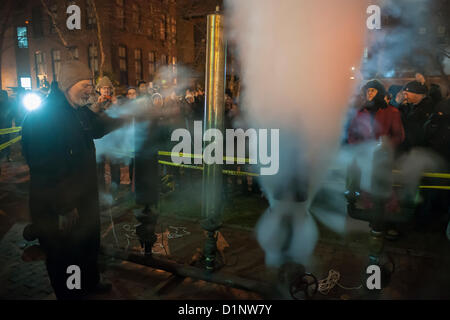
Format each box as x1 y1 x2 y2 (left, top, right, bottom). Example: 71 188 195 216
94 64 198 163
226 0 369 266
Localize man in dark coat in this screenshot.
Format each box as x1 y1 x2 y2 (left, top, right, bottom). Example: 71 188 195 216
400 81 434 152
21 61 122 299
424 98 450 162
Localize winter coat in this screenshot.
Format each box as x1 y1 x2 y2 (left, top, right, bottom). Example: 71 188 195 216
401 97 434 151
424 99 450 162
21 88 123 298
347 104 405 147
22 89 120 220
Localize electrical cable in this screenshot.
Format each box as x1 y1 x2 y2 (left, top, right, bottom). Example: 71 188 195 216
318 269 362 295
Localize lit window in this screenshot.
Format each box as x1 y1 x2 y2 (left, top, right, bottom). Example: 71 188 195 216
35 51 46 76
49 5 58 34
132 4 141 31
171 17 176 44
119 46 127 71
69 46 79 60
52 49 61 81
116 0 125 30
35 51 47 88
88 44 99 73
165 15 169 41
118 45 128 85
160 15 166 41
135 49 143 82
172 56 177 79
148 52 156 75
20 77 32 90
17 27 29 48
86 1 97 29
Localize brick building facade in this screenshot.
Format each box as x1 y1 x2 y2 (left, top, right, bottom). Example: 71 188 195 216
1 0 179 93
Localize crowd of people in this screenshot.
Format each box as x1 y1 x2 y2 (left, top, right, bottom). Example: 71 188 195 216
345 76 450 239
346 76 449 161
90 75 247 206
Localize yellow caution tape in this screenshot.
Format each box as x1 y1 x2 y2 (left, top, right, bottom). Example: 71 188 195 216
421 173 450 179
159 152 449 179
158 160 449 186
393 184 449 191
0 135 21 151
158 160 259 177
158 150 202 160
158 150 255 164
0 127 22 135
393 169 450 180
419 186 450 190
158 160 203 171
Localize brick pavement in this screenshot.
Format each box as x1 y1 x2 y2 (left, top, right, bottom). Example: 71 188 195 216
2 217 450 300
0 223 54 300
2 158 450 300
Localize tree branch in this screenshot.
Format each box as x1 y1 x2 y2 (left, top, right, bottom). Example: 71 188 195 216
39 0 73 58
88 0 105 77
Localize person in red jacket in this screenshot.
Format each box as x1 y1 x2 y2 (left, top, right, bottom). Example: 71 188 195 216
347 80 405 240
348 80 405 148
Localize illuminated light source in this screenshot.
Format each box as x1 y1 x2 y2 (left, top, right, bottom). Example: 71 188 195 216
23 93 42 111
384 70 395 78
351 66 356 71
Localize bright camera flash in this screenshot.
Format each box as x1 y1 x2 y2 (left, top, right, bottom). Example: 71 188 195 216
23 93 42 111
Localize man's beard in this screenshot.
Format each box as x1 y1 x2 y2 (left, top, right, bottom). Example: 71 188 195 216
78 94 96 106
79 96 90 105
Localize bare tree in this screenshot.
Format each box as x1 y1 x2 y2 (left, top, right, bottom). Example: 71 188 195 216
39 0 73 58
88 0 105 77
176 0 224 82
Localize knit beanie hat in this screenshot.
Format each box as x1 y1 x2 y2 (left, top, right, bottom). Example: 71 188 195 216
96 76 114 91
363 79 386 97
403 81 428 95
387 85 403 99
362 79 387 111
58 60 92 92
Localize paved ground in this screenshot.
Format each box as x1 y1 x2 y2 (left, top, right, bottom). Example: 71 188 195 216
1 155 450 300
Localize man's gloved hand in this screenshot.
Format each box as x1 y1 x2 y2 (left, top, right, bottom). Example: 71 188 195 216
58 208 80 232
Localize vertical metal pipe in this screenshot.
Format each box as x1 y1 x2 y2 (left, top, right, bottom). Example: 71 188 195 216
201 8 227 272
